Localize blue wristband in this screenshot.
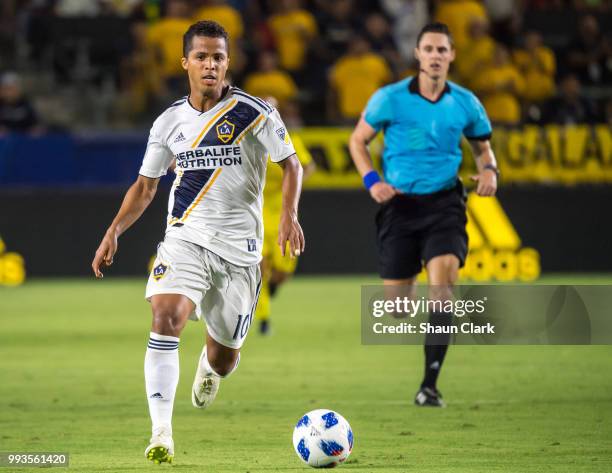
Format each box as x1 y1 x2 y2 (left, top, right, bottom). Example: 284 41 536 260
363 170 381 190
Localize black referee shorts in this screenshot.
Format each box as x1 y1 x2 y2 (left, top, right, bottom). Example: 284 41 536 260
376 180 468 279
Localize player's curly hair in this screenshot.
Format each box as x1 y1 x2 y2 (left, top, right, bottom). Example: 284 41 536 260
183 20 229 57
416 22 454 48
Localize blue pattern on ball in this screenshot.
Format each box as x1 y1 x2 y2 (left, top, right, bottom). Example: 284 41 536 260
322 412 338 429
347 429 353 449
319 440 344 457
297 438 310 461
296 415 310 428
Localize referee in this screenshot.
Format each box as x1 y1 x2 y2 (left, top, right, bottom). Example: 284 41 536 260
349 23 498 407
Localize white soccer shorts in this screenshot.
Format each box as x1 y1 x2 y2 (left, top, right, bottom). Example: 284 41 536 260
145 237 261 349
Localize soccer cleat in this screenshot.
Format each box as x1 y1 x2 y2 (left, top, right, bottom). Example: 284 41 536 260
414 387 446 407
145 427 174 464
191 346 220 409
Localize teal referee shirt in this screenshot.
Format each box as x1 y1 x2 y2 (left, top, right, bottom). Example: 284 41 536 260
364 76 492 195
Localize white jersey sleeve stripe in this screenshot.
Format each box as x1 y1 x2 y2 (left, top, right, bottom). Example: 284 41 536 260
231 89 273 113
254 109 297 163
234 113 265 144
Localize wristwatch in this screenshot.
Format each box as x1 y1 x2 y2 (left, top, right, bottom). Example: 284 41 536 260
483 164 500 178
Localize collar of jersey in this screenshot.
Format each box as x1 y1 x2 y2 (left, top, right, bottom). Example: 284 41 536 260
185 86 232 116
408 75 451 104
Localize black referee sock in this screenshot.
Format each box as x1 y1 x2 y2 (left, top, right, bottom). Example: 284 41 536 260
421 311 453 390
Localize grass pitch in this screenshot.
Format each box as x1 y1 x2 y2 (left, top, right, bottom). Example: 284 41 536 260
1 276 611 472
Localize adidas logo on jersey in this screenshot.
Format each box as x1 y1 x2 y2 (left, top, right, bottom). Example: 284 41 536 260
174 132 186 143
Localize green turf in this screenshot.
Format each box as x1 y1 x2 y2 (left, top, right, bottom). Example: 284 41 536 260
1 276 611 472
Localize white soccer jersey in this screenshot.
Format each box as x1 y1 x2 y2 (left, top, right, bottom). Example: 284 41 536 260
139 87 296 266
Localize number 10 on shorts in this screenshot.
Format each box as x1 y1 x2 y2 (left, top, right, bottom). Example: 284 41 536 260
232 313 253 340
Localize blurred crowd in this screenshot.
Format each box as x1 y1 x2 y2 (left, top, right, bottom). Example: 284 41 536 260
0 0 611 133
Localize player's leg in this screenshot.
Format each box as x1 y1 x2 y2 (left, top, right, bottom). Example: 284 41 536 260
414 254 461 407
269 269 289 296
191 333 242 408
205 335 241 375
262 235 298 318
427 254 460 287
144 237 209 463
376 195 433 405
256 208 275 334
376 192 422 310
382 277 417 317
256 204 298 335
417 185 469 406
144 294 193 464
269 240 298 296
192 253 261 408
255 258 272 335
150 293 195 336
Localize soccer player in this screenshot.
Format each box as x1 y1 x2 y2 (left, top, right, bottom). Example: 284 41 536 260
91 21 305 463
349 23 498 407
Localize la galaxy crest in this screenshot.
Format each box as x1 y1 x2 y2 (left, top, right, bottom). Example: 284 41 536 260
153 262 168 281
216 119 235 144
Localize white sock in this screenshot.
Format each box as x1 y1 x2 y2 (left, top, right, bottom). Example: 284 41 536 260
199 345 240 378
145 332 180 434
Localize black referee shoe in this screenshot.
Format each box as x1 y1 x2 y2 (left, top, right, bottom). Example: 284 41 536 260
414 387 445 407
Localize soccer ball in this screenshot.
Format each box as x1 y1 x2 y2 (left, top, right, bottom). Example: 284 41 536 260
292 409 353 468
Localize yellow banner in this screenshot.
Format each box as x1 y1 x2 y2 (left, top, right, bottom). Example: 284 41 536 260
292 125 612 188
413 193 541 282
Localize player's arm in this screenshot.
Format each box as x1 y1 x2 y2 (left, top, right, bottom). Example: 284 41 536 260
469 139 498 197
277 155 305 258
92 175 159 278
349 117 398 204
